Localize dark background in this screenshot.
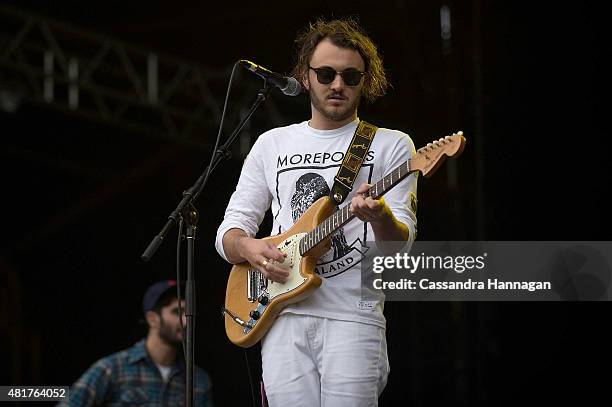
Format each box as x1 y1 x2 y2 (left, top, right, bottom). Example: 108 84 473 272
1 1 610 406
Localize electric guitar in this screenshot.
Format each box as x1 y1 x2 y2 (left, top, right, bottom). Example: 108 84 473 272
223 132 466 347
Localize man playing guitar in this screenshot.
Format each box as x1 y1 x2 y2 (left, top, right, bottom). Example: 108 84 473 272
215 18 418 407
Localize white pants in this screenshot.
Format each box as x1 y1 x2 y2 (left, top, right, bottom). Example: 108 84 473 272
261 314 390 407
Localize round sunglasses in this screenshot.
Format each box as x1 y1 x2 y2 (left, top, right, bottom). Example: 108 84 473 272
308 66 365 87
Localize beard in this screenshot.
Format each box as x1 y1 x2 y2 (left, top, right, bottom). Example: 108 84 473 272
309 87 360 123
158 318 182 347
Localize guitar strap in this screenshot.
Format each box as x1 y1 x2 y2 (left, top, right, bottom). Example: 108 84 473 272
330 120 378 205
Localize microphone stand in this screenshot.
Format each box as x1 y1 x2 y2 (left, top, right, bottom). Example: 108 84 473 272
141 83 273 407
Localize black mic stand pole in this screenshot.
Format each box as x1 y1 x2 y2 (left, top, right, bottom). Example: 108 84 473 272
141 83 273 407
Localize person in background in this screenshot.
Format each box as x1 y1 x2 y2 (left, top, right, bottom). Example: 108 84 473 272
58 280 213 406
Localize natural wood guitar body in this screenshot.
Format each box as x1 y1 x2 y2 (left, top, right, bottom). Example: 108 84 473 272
223 131 466 347
224 196 334 348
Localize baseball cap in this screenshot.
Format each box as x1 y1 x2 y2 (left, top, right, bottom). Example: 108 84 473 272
142 280 178 315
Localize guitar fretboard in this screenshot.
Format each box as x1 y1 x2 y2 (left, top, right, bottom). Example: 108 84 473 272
299 160 413 255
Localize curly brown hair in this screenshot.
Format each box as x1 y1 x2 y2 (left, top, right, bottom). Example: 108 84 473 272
291 17 388 103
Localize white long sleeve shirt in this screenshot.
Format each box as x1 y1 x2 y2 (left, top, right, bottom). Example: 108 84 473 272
216 119 417 328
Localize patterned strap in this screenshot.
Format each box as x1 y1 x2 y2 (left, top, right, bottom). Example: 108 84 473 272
330 120 378 205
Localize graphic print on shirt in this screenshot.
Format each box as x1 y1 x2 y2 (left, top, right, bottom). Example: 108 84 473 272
290 173 352 264
277 162 373 278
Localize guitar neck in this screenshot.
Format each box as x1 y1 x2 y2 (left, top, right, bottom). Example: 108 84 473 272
299 159 414 255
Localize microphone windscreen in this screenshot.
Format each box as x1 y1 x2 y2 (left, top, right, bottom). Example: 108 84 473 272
282 77 302 96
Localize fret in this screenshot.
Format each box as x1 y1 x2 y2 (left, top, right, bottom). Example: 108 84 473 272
301 158 419 256
300 158 421 256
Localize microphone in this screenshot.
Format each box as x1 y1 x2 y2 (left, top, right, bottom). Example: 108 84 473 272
240 60 301 96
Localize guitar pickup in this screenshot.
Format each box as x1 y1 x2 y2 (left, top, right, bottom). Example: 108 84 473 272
247 269 266 302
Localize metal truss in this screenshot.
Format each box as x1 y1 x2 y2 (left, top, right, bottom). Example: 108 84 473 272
0 5 260 148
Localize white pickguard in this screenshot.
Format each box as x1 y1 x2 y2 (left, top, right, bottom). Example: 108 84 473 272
266 233 307 299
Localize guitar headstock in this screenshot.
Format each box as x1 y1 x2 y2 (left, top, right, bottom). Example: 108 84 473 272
411 131 466 177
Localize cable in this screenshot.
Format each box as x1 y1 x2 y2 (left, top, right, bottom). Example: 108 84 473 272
175 61 240 361
175 60 258 405
243 349 257 407
194 61 241 201
221 61 260 407
176 217 187 359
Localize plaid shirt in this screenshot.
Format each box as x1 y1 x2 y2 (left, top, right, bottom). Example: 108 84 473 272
58 339 213 407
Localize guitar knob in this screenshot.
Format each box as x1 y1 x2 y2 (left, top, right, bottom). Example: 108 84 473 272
259 296 269 305
249 310 260 320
